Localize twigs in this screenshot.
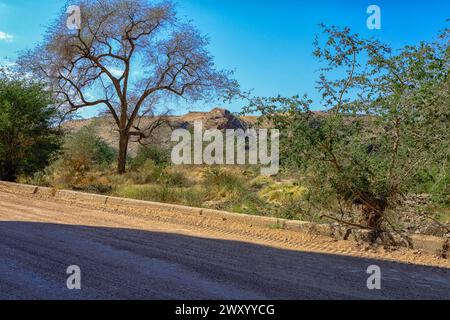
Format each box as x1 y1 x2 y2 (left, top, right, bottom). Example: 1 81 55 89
320 214 373 230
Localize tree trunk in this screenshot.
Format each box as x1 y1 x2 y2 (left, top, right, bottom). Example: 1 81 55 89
362 199 387 231
366 209 384 230
118 131 129 174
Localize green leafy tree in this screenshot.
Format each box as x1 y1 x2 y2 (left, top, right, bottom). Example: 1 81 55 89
245 25 449 234
0 72 61 181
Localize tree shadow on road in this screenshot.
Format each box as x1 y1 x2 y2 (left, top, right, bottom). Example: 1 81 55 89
0 221 448 300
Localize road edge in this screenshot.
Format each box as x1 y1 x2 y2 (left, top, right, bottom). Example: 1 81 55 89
0 180 448 258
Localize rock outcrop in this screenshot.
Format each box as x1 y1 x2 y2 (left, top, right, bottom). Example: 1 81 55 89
63 108 254 155
172 108 248 131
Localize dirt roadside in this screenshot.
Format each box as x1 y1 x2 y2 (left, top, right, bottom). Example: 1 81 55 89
1 188 449 268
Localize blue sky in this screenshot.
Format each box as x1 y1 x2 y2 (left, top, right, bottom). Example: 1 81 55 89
0 0 448 117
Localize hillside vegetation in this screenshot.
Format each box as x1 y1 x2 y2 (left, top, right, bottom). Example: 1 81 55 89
19 107 449 237
3 15 448 242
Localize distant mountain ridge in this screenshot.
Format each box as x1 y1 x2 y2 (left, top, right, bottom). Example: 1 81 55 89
63 108 260 155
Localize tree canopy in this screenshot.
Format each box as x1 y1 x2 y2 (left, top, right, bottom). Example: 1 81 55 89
244 25 449 232
19 0 239 173
0 72 61 181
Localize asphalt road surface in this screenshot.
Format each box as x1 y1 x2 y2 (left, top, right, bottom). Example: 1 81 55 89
0 191 448 300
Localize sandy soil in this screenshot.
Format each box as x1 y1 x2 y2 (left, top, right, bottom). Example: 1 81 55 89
0 190 448 300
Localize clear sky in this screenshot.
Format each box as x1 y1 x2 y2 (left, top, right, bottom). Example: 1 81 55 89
0 0 448 117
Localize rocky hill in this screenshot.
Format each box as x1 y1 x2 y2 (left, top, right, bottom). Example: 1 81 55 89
63 108 258 155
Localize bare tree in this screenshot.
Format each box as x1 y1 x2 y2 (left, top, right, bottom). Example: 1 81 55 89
18 0 238 173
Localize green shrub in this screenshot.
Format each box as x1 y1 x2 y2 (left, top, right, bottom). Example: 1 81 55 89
37 124 117 189
0 74 61 181
229 192 268 216
59 124 117 173
134 160 164 184
179 186 205 207
259 183 308 205
249 175 273 189
160 167 191 187
429 170 450 205
202 167 245 193
131 145 171 169
73 182 113 194
412 165 450 206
